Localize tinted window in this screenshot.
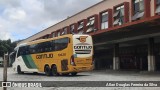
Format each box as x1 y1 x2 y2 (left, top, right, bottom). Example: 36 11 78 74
101 12 108 29
17 45 29 57
17 38 69 56
29 44 37 54
44 41 55 52
36 41 54 53
55 38 69 51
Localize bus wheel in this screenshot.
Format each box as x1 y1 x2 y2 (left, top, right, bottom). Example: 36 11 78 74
71 72 77 76
45 65 51 76
17 66 23 74
51 65 59 76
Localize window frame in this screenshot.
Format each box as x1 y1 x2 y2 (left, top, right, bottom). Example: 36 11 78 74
99 9 113 30
113 2 129 26
54 37 69 51
100 11 109 30
56 30 61 37
77 19 87 34
155 0 160 14
131 0 150 20
70 24 75 34
132 0 145 20
113 5 125 26
86 17 95 27
86 14 98 33
62 27 68 35
86 16 95 33
77 21 84 30
52 32 55 38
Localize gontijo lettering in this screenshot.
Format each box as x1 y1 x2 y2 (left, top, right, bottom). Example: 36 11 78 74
36 54 53 59
74 46 92 49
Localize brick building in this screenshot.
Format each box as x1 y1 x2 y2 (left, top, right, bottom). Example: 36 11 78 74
19 0 160 71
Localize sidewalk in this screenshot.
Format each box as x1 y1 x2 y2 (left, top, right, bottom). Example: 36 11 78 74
91 69 160 76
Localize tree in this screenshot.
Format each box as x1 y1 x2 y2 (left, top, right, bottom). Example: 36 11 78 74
0 39 17 57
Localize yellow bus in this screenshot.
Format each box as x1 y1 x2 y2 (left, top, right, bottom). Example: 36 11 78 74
12 34 94 76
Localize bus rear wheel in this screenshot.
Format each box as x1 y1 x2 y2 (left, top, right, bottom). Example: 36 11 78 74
51 65 59 76
71 72 77 76
45 65 51 76
17 66 23 74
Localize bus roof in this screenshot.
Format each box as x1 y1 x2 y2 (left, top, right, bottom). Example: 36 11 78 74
16 34 90 48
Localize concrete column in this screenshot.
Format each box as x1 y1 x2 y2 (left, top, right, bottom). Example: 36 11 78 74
113 44 120 70
148 38 155 71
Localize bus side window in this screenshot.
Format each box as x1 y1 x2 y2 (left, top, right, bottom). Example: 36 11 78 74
44 42 49 52
61 38 69 49
17 46 25 57
36 43 41 53
11 50 17 62
25 46 29 55
55 38 69 51
37 42 45 53
52 40 55 51
29 44 37 54
46 41 55 52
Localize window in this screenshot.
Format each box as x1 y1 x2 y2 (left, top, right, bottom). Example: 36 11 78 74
36 43 45 53
132 0 144 20
35 41 55 53
70 24 75 34
156 0 160 13
17 46 29 57
10 50 17 62
17 47 23 57
101 12 109 29
77 22 84 30
77 21 84 34
86 17 95 27
113 5 124 26
43 41 54 52
29 44 37 54
55 38 69 51
57 31 61 36
25 46 29 55
62 28 67 35
52 32 55 38
86 17 95 33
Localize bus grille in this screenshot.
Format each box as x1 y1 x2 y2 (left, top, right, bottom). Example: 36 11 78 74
75 50 91 54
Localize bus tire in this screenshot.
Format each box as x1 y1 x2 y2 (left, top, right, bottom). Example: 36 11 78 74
44 65 51 76
17 66 23 74
51 65 59 76
71 72 77 76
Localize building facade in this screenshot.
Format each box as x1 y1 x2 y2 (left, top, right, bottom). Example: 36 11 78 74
19 0 160 71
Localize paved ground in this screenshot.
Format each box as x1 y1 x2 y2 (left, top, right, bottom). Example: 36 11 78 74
0 67 160 90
